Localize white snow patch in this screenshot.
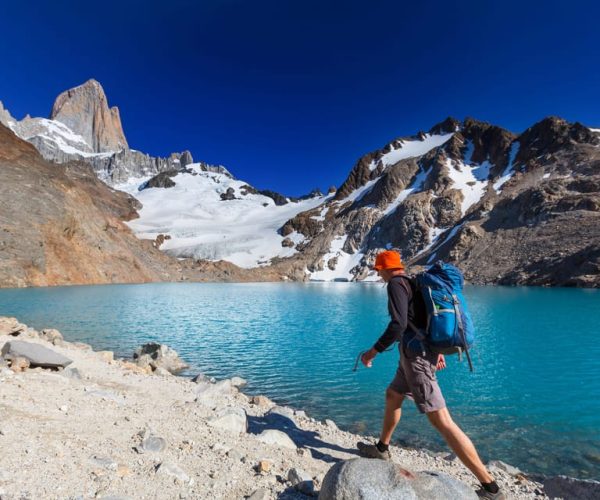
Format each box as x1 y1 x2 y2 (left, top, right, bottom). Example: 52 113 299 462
426 223 464 264
493 142 520 193
337 178 378 205
381 133 453 167
311 205 329 222
115 164 327 269
542 173 551 179
308 235 363 282
589 128 600 134
383 166 431 216
446 158 491 215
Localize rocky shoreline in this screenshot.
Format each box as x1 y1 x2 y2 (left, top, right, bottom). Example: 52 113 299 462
0 316 597 499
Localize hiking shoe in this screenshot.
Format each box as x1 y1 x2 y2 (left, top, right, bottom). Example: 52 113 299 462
357 441 391 461
475 486 505 499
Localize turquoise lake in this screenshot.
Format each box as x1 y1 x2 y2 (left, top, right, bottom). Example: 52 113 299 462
0 283 599 479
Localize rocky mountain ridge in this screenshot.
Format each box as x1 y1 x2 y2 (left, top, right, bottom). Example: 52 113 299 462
1 79 598 287
272 116 600 286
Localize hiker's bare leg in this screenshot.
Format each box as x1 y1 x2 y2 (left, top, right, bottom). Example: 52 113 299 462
380 388 405 445
427 407 493 483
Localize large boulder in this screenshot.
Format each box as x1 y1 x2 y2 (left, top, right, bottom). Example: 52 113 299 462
319 458 477 500
1 341 72 369
132 343 188 374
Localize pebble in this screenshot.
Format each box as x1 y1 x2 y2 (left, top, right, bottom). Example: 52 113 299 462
139 435 167 453
155 462 191 484
257 460 272 474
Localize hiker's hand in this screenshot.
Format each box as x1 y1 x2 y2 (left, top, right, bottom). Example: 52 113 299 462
361 348 377 368
436 354 446 371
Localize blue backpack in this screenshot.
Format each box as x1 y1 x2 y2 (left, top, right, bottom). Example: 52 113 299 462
403 261 475 371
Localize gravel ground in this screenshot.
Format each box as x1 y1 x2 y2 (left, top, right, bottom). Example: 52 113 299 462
0 320 549 500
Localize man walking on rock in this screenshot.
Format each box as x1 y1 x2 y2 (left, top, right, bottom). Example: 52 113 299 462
357 250 504 500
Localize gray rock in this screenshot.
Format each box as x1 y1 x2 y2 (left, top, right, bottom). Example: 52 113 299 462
191 373 216 384
207 407 247 434
227 448 244 462
140 435 167 453
543 475 600 500
40 328 64 344
220 187 237 201
133 343 188 374
230 376 247 388
288 468 314 495
319 458 477 500
155 462 191 484
487 460 522 476
1 340 72 368
0 358 7 368
255 429 297 450
90 456 118 471
247 489 270 500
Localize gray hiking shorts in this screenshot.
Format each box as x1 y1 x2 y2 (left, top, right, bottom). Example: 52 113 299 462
388 345 446 414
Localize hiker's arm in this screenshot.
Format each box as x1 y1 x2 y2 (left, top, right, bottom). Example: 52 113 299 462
436 354 446 370
372 279 409 353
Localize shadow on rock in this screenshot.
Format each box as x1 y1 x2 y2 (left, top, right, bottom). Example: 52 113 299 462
247 410 358 464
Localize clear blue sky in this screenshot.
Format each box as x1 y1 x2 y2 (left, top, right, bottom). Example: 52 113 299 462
1 0 598 196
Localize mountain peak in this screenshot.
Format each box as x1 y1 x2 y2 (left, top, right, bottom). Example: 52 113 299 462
429 117 461 135
50 79 128 153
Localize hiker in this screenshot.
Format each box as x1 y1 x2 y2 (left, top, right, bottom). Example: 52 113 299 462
357 250 504 500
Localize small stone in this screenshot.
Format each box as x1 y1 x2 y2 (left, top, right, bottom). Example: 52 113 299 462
155 462 190 484
227 449 244 462
90 456 118 471
40 328 64 344
10 356 30 372
230 376 247 388
59 405 69 412
288 468 314 495
140 435 166 453
207 407 247 434
191 373 216 384
257 460 272 474
116 464 131 477
250 395 272 407
255 430 297 450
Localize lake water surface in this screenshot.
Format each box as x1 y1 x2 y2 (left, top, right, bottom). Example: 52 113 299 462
1 282 598 479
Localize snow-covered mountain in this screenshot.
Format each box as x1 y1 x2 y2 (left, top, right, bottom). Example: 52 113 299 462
116 168 329 268
2 79 599 287
275 116 600 286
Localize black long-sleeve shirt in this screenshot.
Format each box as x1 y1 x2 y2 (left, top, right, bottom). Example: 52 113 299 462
373 275 412 353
